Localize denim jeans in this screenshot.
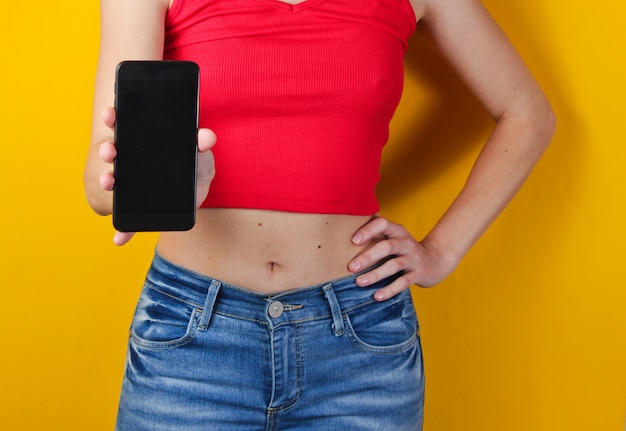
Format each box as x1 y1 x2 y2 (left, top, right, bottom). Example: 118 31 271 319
116 252 424 430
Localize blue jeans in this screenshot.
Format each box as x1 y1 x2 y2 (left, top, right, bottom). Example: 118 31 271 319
116 252 424 430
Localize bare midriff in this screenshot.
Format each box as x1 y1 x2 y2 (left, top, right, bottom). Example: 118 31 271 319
156 208 378 293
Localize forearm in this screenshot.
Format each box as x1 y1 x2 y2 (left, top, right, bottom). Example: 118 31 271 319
83 0 169 216
349 0 556 299
422 106 555 266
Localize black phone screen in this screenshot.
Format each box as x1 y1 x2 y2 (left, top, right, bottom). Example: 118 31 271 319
113 61 199 232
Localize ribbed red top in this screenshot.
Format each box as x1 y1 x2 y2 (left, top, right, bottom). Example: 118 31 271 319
164 0 416 214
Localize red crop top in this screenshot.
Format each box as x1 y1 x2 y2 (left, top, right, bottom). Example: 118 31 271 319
164 0 416 215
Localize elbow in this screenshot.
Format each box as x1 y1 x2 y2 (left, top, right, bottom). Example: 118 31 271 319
539 98 557 144
522 99 556 163
533 98 556 158
507 93 556 155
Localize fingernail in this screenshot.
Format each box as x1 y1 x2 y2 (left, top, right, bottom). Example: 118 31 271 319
352 234 363 245
375 292 386 301
358 275 369 286
350 261 361 271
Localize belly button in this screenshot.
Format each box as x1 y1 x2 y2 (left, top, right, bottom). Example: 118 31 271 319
266 261 281 272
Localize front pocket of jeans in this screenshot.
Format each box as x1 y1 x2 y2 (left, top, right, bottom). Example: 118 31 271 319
130 285 201 350
343 291 418 354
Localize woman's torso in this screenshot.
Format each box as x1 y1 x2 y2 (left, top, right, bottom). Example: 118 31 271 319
158 0 417 292
157 209 377 293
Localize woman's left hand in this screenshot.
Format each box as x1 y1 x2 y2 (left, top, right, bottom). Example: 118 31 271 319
349 216 457 301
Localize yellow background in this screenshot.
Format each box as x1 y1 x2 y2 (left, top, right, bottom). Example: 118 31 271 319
1 1 624 430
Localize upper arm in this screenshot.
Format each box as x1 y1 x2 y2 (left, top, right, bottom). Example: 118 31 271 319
84 0 170 212
415 0 551 121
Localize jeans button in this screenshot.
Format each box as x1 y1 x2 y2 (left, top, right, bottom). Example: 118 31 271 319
268 301 284 318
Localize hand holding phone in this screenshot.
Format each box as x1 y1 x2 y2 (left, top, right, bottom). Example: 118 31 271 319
113 61 200 232
99 108 216 246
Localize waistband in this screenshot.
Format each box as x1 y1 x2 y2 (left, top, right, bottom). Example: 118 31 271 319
146 250 401 330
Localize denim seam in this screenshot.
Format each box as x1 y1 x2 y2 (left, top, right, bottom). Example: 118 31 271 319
343 313 418 355
198 280 221 330
213 311 268 325
130 308 201 351
210 300 377 326
266 323 303 414
143 281 204 309
322 284 345 336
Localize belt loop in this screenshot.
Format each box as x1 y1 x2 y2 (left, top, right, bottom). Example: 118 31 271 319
322 284 345 337
198 280 221 331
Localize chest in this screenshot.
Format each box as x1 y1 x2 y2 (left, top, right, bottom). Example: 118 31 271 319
164 0 416 119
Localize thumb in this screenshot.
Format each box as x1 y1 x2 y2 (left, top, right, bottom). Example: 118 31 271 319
198 128 217 153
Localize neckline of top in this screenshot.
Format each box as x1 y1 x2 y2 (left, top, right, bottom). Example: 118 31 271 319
251 0 329 13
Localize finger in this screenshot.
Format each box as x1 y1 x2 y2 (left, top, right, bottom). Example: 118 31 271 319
99 170 115 191
99 140 117 163
102 107 116 129
351 215 381 245
355 257 406 287
196 129 217 205
349 233 415 273
197 134 217 185
373 275 413 302
349 237 395 272
352 216 403 245
113 231 135 246
198 128 217 153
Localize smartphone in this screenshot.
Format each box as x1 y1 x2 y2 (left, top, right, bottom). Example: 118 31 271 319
113 61 200 232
